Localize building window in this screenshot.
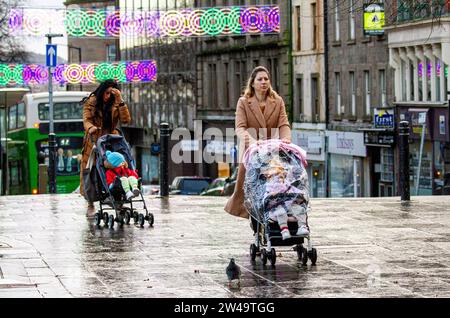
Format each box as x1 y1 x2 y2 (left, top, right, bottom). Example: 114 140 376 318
224 62 230 108
311 3 318 50
334 0 340 41
106 44 116 62
436 57 441 101
380 148 394 182
409 62 415 101
364 71 371 116
295 6 301 51
350 71 356 116
271 58 279 93
426 57 432 101
235 61 241 100
335 72 341 115
348 0 355 40
295 77 304 121
379 69 386 107
311 75 319 122
208 63 218 108
418 62 423 100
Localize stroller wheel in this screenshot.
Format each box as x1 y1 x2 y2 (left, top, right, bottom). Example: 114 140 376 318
118 214 125 226
308 248 318 265
124 212 131 225
147 213 154 227
133 211 139 224
270 248 276 266
301 247 308 266
250 244 257 261
108 215 115 229
261 249 268 266
94 212 101 226
138 213 145 227
296 244 303 260
103 212 109 225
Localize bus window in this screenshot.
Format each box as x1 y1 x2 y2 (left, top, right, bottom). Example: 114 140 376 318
9 160 22 186
17 103 26 128
8 104 17 130
38 102 83 120
36 136 84 176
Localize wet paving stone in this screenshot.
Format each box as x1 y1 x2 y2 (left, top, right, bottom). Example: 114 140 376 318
1 194 450 297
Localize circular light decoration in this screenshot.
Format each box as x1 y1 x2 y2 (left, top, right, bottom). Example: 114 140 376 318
105 10 121 37
186 9 205 36
200 8 227 36
22 64 38 85
160 10 185 37
267 6 280 32
113 62 127 83
23 9 49 35
65 10 89 37
53 64 66 84
84 63 97 83
145 11 160 37
34 65 49 84
65 63 85 84
121 12 145 37
95 62 114 82
86 10 106 37
222 7 242 35
12 64 24 85
125 61 139 82
136 60 157 82
240 7 267 34
9 9 23 34
0 64 12 86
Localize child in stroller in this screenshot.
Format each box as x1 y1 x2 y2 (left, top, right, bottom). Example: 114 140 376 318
105 150 141 201
91 132 154 228
244 139 317 266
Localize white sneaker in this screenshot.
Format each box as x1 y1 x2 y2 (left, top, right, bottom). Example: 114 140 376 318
132 187 141 197
296 225 309 236
281 228 291 240
125 191 134 200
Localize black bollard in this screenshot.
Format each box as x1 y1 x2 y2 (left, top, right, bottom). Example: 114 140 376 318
159 123 170 197
48 132 57 194
398 121 410 202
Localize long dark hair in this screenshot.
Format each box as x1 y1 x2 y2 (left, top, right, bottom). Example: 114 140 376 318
81 79 120 131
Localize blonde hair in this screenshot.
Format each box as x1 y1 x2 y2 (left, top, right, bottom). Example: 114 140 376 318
243 66 276 99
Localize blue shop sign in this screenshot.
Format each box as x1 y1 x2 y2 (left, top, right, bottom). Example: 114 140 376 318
374 110 394 129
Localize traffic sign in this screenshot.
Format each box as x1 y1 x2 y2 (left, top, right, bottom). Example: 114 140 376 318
46 44 57 67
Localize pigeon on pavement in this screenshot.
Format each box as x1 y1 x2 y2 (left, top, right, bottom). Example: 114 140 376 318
226 258 241 287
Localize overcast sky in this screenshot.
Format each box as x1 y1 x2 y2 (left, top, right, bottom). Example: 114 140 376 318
21 0 68 61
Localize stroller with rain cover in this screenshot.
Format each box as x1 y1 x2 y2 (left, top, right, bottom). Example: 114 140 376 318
243 140 317 266
89 131 154 228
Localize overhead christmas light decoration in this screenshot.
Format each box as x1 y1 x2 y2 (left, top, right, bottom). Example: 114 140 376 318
9 6 280 37
0 60 157 86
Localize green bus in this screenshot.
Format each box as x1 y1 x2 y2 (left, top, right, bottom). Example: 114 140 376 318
6 91 90 195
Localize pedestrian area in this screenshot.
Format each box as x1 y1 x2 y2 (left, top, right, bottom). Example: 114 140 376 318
1 194 450 297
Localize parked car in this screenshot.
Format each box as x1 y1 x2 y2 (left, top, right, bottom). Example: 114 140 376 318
169 176 212 195
200 178 226 196
223 167 239 196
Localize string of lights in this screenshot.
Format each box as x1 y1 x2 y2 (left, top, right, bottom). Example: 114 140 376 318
9 6 280 37
0 60 157 86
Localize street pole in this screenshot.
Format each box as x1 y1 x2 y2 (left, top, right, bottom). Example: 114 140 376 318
45 33 63 194
159 123 170 197
398 121 410 202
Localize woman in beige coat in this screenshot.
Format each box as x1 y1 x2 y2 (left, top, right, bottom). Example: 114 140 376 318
80 79 131 217
225 66 291 219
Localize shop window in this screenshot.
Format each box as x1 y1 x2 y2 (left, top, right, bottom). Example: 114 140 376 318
380 148 394 182
409 141 433 195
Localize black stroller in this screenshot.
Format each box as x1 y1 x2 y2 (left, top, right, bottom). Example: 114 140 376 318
90 132 154 228
243 140 317 266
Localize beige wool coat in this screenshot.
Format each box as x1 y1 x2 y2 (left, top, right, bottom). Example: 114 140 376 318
224 94 292 219
79 95 131 196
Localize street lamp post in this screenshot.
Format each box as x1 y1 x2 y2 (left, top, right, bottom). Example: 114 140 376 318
45 33 63 194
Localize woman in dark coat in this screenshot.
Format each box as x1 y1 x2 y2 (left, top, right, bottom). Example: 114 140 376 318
80 79 131 217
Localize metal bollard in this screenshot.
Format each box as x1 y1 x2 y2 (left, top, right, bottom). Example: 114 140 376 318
39 164 48 194
48 133 57 194
398 121 410 202
159 123 170 197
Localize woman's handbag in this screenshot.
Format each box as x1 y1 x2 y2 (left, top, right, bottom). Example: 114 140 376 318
82 143 99 202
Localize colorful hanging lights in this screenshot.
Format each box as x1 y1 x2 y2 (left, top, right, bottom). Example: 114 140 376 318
0 60 157 86
9 6 280 38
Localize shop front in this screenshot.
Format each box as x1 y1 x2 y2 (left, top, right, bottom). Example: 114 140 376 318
292 130 326 198
327 131 367 197
398 105 450 195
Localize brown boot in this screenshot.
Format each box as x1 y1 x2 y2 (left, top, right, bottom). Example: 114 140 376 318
86 202 95 218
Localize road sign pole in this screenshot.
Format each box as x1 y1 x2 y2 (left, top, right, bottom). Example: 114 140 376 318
45 34 63 194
